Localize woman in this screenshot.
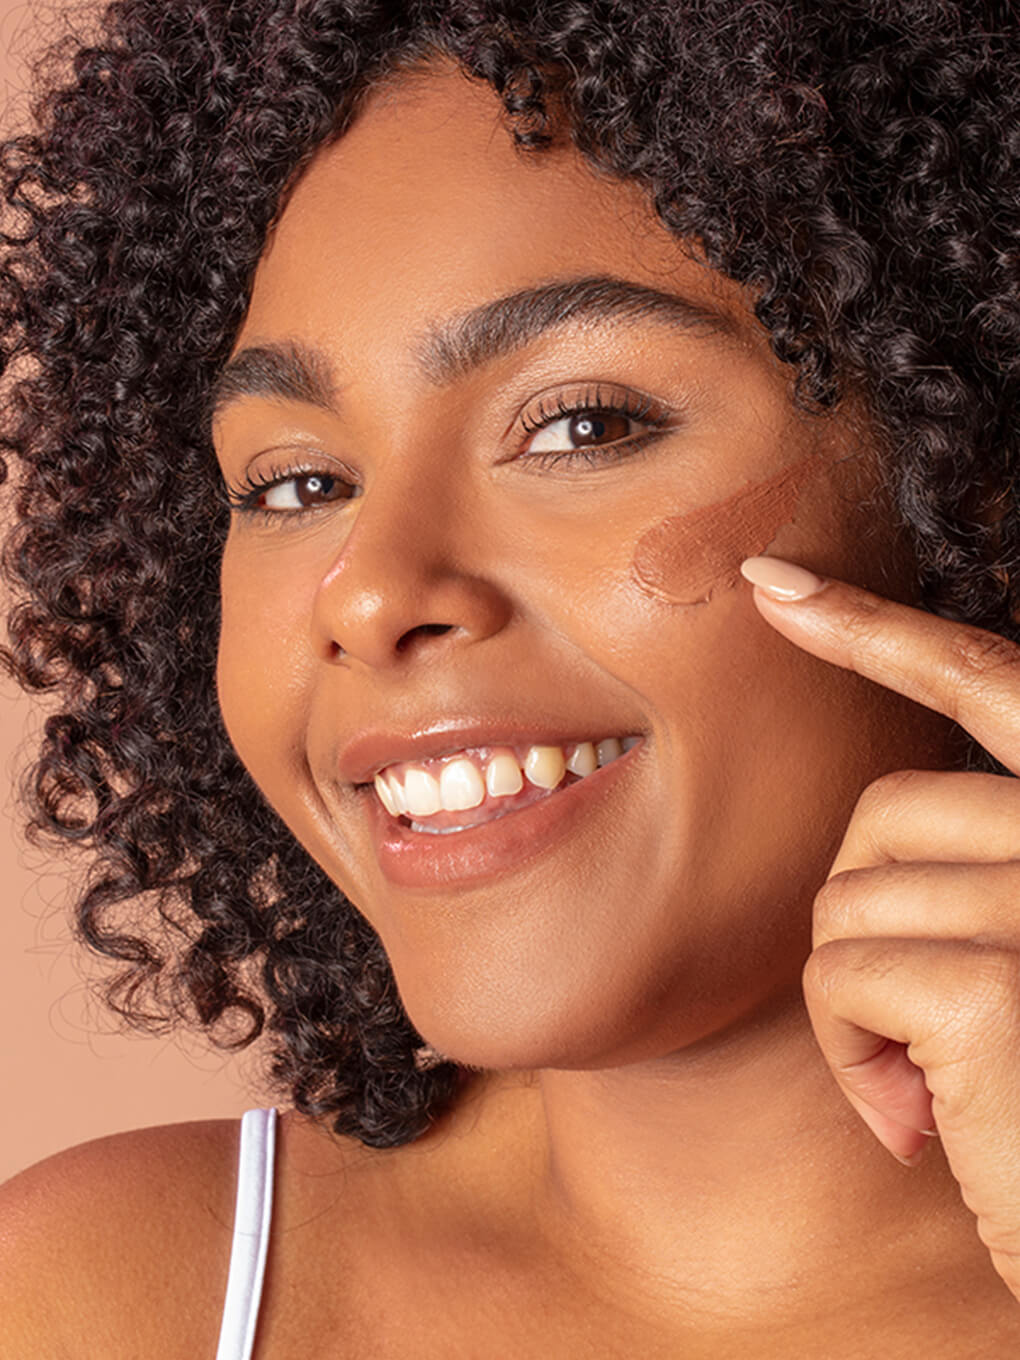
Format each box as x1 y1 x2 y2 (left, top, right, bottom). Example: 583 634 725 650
2 0 1019 1354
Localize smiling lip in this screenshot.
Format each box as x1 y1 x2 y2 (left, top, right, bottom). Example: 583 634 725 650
361 740 643 891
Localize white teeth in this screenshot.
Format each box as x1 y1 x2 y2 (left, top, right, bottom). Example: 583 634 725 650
373 734 641 818
566 741 598 776
439 758 486 811
596 738 623 767
403 768 441 817
387 772 408 815
486 752 524 797
374 773 398 815
523 744 566 790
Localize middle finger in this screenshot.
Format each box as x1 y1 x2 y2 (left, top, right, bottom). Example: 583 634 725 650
813 858 1020 949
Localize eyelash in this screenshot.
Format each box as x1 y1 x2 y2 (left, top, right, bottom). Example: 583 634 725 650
517 384 669 470
222 463 357 520
223 385 674 522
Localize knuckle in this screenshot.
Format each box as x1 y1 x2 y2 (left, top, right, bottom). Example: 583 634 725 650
948 628 1020 687
800 948 828 1007
816 870 854 924
864 766 927 800
854 767 928 820
812 871 861 937
839 587 885 633
802 937 859 999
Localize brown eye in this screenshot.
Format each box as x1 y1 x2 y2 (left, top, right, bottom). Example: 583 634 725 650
259 471 360 511
527 408 637 454
293 474 341 506
566 411 632 446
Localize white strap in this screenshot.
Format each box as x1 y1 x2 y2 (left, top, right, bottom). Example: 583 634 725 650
214 1107 277 1360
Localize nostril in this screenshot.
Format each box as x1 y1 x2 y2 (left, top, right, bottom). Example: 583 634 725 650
395 622 454 652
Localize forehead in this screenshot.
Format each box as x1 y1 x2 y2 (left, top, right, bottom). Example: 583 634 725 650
237 61 755 357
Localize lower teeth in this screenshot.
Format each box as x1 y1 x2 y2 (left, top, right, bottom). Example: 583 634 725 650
408 821 471 835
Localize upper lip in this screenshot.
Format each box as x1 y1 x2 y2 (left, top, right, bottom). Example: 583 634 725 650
338 720 637 785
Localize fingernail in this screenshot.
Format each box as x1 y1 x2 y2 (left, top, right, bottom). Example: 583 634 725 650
892 1148 925 1168
739 556 826 601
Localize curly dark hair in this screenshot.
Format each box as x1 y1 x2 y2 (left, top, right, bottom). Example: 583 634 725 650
0 0 1017 1148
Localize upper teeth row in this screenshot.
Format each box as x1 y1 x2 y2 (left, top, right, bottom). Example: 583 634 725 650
373 737 639 818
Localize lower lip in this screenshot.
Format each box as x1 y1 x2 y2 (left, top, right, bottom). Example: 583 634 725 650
361 745 643 891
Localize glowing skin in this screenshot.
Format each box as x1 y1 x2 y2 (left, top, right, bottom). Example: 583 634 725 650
214 61 956 1076
631 452 824 605
210 63 999 1351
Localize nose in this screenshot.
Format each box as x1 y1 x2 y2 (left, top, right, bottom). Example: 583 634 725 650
311 481 513 670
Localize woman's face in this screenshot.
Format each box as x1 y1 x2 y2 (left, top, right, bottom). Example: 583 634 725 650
214 63 962 1069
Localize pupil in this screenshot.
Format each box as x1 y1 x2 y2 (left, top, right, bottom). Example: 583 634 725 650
299 474 334 506
569 411 629 446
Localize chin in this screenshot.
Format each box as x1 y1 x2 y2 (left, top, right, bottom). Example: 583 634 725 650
395 973 712 1074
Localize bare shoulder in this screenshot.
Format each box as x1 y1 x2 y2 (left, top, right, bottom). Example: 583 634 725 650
0 1112 245 1359
0 1103 423 1360
0 1074 539 1359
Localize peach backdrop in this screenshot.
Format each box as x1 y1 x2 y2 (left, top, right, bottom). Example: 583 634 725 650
0 1 261 1184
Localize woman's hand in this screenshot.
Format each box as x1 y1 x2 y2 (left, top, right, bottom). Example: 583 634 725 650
740 554 1020 1302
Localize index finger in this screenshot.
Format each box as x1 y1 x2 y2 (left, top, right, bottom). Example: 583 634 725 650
739 555 1020 777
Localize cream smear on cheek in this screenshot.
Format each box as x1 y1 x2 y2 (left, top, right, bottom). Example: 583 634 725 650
630 454 825 606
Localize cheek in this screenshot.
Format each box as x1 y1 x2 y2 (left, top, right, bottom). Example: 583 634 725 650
503 452 831 708
215 538 313 796
630 453 825 606
553 445 904 822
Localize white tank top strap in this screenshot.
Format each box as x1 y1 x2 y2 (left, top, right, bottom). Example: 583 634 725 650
214 1106 278 1360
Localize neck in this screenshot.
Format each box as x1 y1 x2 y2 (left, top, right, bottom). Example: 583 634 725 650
498 987 982 1331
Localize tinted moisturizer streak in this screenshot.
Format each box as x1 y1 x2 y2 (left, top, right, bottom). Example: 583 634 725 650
630 454 824 606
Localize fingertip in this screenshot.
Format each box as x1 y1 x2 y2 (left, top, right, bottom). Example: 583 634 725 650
739 556 827 601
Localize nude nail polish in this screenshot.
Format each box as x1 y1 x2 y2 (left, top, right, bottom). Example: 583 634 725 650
739 556 826 600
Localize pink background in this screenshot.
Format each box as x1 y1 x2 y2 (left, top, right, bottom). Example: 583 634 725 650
0 2 259 1184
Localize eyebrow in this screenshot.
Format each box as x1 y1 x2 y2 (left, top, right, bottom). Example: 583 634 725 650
210 274 739 419
413 274 738 384
210 340 336 420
